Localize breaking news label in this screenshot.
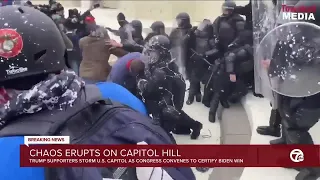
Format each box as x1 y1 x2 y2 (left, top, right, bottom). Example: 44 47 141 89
24 136 70 146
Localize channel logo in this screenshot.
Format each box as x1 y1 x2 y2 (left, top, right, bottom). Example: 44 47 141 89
289 149 304 163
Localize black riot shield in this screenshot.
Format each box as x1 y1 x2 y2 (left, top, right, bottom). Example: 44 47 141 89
256 21 320 98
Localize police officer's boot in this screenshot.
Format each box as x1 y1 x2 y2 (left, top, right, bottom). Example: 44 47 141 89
220 99 230 108
186 93 195 105
209 93 220 123
202 87 212 108
256 109 281 137
228 81 248 103
175 111 203 139
186 81 196 105
195 82 202 102
269 130 286 144
195 93 202 102
270 121 287 144
219 91 230 108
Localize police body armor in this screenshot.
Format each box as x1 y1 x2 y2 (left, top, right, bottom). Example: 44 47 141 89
192 20 214 80
214 15 239 51
194 23 213 54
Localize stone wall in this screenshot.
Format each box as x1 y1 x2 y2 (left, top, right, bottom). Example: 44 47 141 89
117 1 249 22
60 0 250 21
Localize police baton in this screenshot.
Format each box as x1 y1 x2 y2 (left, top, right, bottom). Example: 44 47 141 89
190 49 212 66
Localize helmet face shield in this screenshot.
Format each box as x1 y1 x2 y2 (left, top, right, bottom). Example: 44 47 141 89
222 6 233 15
142 35 172 66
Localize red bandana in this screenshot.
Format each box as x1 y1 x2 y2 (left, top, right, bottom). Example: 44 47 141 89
85 16 95 23
126 59 134 70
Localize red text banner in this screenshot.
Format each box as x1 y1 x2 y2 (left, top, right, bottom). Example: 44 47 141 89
20 145 320 167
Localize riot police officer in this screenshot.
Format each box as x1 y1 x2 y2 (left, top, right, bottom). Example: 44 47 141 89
170 12 198 105
257 1 320 179
138 35 203 139
131 20 144 46
145 21 169 42
207 1 246 122
187 19 214 105
170 12 196 80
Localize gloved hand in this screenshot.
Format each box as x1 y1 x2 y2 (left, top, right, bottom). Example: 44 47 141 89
228 43 237 49
71 17 78 23
196 53 205 58
137 79 148 92
191 26 197 32
214 38 219 44
152 69 166 82
205 48 219 57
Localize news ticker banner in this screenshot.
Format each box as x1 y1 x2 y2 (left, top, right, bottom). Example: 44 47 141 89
20 140 320 167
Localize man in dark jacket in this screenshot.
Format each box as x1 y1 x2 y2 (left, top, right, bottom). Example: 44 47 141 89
106 12 134 44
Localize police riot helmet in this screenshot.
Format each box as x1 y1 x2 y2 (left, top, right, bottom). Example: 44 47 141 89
131 20 142 28
150 21 165 33
0 6 66 83
142 35 171 64
131 20 143 34
175 12 191 28
222 1 236 15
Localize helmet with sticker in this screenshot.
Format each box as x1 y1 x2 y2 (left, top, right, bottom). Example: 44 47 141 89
0 5 66 83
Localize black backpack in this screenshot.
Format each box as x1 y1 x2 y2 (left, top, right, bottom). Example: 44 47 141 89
0 85 195 180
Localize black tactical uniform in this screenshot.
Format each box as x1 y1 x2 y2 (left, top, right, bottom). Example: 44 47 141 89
207 1 246 122
170 12 198 105
233 0 256 92
138 35 203 139
256 0 316 138
187 19 215 105
131 20 144 46
258 1 320 179
169 12 196 79
106 13 134 44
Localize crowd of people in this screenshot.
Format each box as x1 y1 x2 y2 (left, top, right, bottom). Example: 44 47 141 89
0 0 320 179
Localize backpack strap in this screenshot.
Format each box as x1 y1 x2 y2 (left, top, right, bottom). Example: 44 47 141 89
0 85 108 137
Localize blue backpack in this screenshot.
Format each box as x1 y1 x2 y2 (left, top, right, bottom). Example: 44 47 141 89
0 85 195 180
